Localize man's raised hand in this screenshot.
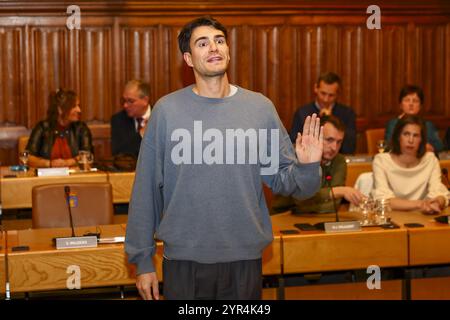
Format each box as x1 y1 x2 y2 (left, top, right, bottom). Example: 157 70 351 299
295 113 323 164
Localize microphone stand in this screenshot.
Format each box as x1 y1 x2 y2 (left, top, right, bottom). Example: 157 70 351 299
325 174 339 223
64 186 76 237
53 186 98 249
314 165 340 230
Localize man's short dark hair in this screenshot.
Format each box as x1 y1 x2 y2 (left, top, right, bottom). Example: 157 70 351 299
320 115 346 133
391 115 427 158
178 16 228 54
316 72 342 87
398 84 424 104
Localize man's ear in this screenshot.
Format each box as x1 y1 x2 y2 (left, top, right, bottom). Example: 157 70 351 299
313 83 319 95
183 52 194 67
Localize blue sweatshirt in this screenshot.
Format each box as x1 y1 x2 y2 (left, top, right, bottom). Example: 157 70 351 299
125 85 321 274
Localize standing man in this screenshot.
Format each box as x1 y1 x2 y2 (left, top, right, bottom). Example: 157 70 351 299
111 79 151 158
125 16 323 300
273 116 365 214
290 72 356 154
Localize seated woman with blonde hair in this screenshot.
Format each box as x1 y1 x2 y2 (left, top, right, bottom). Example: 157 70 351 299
373 115 449 214
26 88 93 168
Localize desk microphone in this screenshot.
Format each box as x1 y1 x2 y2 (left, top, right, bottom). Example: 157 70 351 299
314 166 340 230
64 186 76 237
325 173 339 223
53 186 98 249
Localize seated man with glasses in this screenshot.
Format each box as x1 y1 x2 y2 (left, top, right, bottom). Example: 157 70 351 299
111 79 152 158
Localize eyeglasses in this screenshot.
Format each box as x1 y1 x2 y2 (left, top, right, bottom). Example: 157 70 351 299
120 97 137 105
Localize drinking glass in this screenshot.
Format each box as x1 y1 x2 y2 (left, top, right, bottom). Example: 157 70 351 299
19 150 30 171
359 196 375 226
375 198 391 224
377 140 386 153
78 151 94 171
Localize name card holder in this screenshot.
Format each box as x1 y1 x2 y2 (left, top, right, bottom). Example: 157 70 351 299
324 221 361 233
37 167 70 177
55 236 98 249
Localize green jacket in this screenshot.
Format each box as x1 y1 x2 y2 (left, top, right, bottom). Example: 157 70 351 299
272 154 347 214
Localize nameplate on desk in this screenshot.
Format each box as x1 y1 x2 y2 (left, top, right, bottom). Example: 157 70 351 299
324 221 361 233
55 236 98 249
98 236 125 244
345 155 373 163
37 167 70 177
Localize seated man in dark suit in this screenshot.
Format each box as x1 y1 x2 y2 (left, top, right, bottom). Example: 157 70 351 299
290 72 356 154
111 80 152 158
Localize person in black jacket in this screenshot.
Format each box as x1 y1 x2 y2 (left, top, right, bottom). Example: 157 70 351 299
290 72 356 154
27 88 93 168
111 80 151 158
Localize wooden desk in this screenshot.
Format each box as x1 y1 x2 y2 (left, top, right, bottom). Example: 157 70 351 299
388 208 450 266
0 231 5 295
0 167 108 209
388 208 450 300
106 172 135 204
4 222 277 293
6 225 136 293
271 211 408 274
263 228 281 276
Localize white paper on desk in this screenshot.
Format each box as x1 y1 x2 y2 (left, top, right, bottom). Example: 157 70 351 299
37 167 70 176
98 236 125 244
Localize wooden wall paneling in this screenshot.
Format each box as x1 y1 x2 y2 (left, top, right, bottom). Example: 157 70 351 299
24 24 34 130
66 29 80 98
278 26 295 128
379 25 407 122
342 26 364 117
324 25 341 79
228 25 254 94
155 25 173 105
267 26 280 112
415 24 447 122
168 26 187 92
80 25 112 124
119 25 161 108
293 26 315 120
31 25 68 126
0 27 23 126
253 26 269 97
446 23 450 119
1 1 450 166
361 27 381 130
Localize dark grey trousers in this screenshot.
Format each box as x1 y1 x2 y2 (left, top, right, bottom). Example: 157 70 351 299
162 258 262 300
